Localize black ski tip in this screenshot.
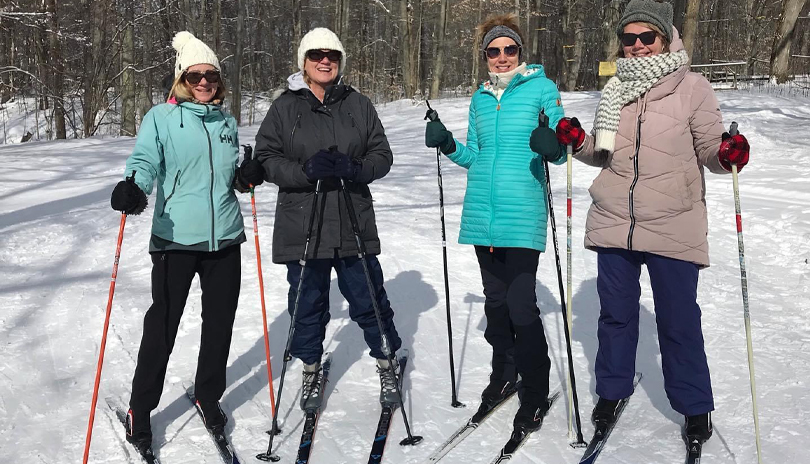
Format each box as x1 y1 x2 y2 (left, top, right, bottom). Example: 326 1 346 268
255 452 280 462
451 400 466 409
399 435 424 446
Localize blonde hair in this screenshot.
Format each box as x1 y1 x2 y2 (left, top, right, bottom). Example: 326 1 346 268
168 72 227 104
616 21 670 58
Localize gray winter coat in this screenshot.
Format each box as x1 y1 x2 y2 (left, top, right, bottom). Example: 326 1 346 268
255 73 393 263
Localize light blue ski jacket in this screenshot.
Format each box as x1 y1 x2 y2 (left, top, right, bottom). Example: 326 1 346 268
446 64 565 251
124 101 243 251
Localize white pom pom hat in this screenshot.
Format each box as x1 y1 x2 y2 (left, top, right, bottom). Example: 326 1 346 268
172 31 220 78
297 28 346 74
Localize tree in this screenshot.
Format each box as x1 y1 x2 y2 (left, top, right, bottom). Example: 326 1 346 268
681 0 700 59
771 0 809 83
429 0 449 99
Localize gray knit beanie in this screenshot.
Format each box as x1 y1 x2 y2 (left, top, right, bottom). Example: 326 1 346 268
616 0 673 43
481 25 524 51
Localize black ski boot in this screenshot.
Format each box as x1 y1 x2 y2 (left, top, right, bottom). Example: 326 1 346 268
684 412 713 443
480 379 516 411
591 397 621 429
196 399 228 435
125 408 153 455
513 400 548 432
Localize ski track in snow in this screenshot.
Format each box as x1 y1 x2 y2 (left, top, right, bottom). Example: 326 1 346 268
1 91 808 463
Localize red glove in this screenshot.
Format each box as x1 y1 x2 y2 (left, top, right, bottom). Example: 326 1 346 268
718 133 750 172
556 117 586 150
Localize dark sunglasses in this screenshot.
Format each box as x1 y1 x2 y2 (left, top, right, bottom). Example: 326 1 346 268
484 45 520 59
306 49 342 63
184 70 221 85
619 31 658 47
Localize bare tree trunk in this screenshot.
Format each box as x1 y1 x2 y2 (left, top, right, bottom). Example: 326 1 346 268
293 0 302 72
399 0 414 97
568 18 585 91
771 0 808 83
214 0 222 58
121 0 136 136
682 0 700 59
471 0 482 90
600 0 622 88
429 0 449 99
233 0 243 125
82 0 105 137
47 0 66 139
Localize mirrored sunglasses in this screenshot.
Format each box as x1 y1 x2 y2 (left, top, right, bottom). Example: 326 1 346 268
184 70 221 85
485 45 520 59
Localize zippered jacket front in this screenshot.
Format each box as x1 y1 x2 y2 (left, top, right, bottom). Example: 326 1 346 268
445 64 565 252
573 29 727 267
124 101 244 251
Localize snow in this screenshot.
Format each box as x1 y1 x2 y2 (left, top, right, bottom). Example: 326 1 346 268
1 90 808 463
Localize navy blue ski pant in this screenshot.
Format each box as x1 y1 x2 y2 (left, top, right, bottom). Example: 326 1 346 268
594 247 714 416
285 253 401 365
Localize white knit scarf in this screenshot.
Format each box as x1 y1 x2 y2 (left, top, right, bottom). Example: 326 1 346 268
594 49 689 153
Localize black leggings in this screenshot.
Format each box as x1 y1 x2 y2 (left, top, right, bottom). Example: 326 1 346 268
475 246 551 405
129 246 241 412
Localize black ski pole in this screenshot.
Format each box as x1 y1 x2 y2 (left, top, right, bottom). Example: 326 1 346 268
257 180 323 462
338 178 423 446
425 100 464 409
539 110 587 447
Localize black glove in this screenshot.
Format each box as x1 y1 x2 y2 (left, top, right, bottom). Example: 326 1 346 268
111 173 147 215
303 149 336 182
425 119 456 154
237 158 264 187
530 125 564 162
333 151 361 182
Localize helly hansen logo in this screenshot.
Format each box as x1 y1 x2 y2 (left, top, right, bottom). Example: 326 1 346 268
220 134 234 144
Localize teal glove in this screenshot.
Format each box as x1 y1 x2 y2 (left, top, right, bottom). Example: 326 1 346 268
425 119 456 155
530 125 564 162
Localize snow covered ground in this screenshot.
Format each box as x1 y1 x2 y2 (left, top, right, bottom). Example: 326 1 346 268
1 90 809 464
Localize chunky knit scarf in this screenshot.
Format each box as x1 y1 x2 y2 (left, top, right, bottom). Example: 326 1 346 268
594 49 689 153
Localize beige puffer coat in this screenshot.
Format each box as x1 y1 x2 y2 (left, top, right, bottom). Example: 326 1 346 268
575 31 728 267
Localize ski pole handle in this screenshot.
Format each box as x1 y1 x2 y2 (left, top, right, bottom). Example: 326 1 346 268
538 109 549 128
243 144 254 162
729 122 738 137
425 100 439 122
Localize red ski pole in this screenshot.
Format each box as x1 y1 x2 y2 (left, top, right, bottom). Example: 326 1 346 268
243 145 278 423
82 211 127 464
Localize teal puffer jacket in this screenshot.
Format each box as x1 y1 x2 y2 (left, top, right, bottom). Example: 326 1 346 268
447 65 565 252
124 101 244 251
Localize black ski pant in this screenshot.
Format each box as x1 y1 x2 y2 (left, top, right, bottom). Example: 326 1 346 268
475 246 551 407
129 245 241 413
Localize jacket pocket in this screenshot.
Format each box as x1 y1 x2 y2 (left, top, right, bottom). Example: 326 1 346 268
159 171 181 217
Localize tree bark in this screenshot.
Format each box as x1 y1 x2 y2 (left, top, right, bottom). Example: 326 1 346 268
771 0 809 83
46 0 66 139
233 0 244 125
121 0 136 136
399 0 415 97
682 0 700 60
600 0 622 88
429 0 449 99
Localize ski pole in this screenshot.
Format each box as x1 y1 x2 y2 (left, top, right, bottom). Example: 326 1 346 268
565 140 576 441
728 122 762 464
339 178 423 446
243 144 278 425
257 180 323 462
83 174 132 464
539 111 586 447
425 100 464 409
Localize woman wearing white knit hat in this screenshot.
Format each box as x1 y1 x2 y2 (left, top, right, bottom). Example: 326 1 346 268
109 31 264 458
254 27 405 411
552 0 752 448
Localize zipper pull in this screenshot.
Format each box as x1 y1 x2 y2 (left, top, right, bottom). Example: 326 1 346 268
489 246 494 253
496 104 501 111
